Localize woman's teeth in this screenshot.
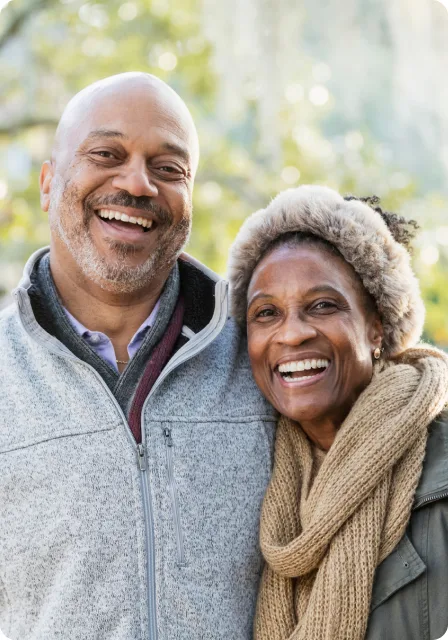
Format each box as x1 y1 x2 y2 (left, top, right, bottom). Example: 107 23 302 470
97 209 153 229
278 359 329 373
278 359 330 383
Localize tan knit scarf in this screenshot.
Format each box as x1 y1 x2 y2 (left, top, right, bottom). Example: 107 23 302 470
255 346 448 640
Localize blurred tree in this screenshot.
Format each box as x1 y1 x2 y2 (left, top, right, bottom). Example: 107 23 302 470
0 0 447 348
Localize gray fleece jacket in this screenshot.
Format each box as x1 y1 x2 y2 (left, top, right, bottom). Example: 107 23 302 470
0 249 276 640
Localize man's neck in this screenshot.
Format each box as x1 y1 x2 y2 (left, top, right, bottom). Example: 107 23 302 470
49 250 168 359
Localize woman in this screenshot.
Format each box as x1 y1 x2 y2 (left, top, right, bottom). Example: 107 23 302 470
228 186 448 640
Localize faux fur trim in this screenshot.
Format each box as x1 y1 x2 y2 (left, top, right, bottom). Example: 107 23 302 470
228 185 425 356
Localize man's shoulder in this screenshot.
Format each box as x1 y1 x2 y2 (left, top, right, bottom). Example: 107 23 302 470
208 314 248 356
0 300 29 354
216 314 252 359
0 301 20 333
0 303 27 380
192 315 276 417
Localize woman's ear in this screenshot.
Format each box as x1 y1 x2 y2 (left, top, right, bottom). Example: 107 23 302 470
39 161 53 212
368 314 384 351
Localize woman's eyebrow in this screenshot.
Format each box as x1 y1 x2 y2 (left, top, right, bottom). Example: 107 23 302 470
248 293 275 306
306 285 345 297
249 286 344 304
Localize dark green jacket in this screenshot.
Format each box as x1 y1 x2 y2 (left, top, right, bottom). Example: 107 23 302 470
366 411 448 640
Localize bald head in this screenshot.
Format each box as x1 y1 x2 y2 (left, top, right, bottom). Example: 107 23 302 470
53 72 199 174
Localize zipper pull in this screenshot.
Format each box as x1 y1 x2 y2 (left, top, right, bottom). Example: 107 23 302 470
163 428 173 447
136 443 147 471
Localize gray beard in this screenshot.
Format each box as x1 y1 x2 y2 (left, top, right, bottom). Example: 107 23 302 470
49 179 191 294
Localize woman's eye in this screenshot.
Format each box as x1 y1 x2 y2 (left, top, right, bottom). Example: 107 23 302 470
313 301 337 312
256 308 276 319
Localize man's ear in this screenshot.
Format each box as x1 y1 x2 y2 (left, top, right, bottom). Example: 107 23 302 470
39 161 53 212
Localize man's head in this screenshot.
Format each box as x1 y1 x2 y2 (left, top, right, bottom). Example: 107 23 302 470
40 72 199 294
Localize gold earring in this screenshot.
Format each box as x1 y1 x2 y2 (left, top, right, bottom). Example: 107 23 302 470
373 347 381 360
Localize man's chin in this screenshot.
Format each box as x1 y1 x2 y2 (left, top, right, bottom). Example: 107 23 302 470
69 243 155 294
59 221 189 293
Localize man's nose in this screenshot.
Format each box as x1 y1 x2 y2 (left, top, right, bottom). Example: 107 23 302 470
111 159 158 198
276 313 318 345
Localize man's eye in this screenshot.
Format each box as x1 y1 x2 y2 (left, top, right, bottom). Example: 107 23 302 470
157 166 181 174
92 150 116 159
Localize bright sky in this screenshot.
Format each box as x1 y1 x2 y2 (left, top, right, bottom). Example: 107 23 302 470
0 0 13 10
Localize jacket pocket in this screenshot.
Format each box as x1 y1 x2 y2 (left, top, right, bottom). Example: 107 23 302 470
163 427 186 567
370 533 426 612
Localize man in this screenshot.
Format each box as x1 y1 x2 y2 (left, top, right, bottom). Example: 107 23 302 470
0 73 276 640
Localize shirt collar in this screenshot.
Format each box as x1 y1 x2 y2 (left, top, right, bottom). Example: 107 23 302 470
64 299 161 345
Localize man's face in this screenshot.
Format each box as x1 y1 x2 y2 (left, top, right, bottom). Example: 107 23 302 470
41 84 196 293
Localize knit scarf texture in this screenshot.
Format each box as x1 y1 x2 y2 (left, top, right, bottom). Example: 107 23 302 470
255 346 448 640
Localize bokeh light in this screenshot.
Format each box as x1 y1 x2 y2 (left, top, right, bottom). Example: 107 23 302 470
158 52 178 71
309 85 330 106
281 166 301 184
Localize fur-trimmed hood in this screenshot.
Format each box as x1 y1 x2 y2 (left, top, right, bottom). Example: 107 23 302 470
228 185 425 356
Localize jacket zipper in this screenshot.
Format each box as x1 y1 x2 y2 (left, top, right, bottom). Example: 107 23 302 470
163 428 186 567
413 490 448 510
137 443 158 640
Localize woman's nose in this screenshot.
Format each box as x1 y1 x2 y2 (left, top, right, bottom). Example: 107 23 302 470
275 314 318 345
111 160 158 198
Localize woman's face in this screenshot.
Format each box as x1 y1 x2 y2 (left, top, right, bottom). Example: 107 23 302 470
246 243 383 427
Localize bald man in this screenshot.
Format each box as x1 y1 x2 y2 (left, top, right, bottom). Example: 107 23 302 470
0 74 275 640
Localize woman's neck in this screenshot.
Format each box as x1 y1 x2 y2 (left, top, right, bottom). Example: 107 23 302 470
297 399 356 450
299 412 348 451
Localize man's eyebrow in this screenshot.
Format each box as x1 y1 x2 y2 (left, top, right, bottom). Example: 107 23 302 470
82 133 191 163
85 129 128 141
160 141 191 163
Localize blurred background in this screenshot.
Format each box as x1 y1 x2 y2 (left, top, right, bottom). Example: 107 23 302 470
0 0 447 348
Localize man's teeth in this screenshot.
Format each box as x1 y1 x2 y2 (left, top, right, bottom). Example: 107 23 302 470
278 359 330 373
97 209 153 229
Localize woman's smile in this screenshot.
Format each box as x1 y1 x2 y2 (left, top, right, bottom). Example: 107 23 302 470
275 356 331 387
246 242 383 436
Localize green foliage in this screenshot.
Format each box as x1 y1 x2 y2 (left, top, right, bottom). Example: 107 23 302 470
1 0 447 348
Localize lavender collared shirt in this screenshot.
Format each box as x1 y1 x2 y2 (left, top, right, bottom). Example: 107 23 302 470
64 300 161 371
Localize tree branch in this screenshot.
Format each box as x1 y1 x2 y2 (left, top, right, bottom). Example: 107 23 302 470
0 0 52 53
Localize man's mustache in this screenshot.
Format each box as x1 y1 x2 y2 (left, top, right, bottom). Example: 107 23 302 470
86 191 172 225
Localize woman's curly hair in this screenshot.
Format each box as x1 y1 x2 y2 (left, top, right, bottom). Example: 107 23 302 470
344 195 419 251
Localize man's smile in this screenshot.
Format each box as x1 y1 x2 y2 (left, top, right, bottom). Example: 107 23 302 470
93 206 158 243
97 209 153 230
